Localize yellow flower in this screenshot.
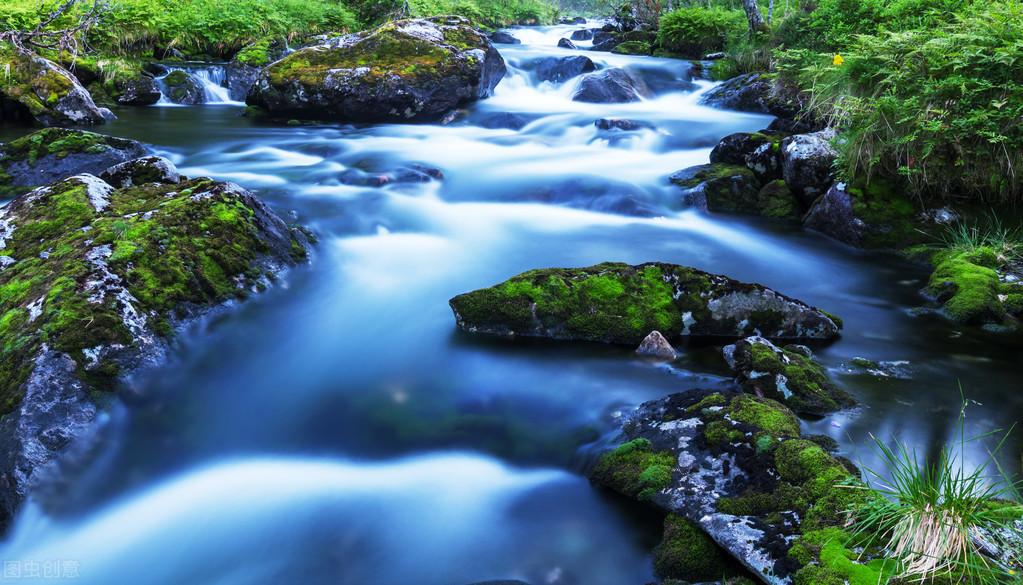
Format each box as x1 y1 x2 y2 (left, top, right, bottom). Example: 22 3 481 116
833 54 845 66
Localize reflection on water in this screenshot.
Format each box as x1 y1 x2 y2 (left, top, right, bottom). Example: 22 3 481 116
1 19 1021 585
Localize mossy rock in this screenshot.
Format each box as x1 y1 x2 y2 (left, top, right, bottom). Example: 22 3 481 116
590 438 675 502
654 514 733 581
757 179 802 220
0 43 108 127
725 336 855 415
0 172 308 415
590 388 876 582
670 163 764 216
926 246 1015 326
449 262 842 345
611 41 652 56
247 16 506 123
0 128 147 195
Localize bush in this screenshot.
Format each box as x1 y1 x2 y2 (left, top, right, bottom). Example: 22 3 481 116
656 7 745 59
797 0 977 51
405 0 556 27
776 3 1023 202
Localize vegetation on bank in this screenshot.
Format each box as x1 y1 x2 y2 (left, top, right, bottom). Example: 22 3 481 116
2 0 555 62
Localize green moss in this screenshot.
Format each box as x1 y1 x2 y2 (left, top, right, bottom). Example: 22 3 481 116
591 438 676 501
611 40 652 55
791 528 897 585
0 175 306 414
704 419 744 445
265 19 485 88
757 180 801 220
844 178 926 249
742 340 851 415
451 263 680 344
653 514 731 581
927 247 1004 324
235 38 274 67
728 394 800 438
0 129 128 176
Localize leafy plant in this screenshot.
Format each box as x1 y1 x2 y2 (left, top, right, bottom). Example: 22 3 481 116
656 6 745 58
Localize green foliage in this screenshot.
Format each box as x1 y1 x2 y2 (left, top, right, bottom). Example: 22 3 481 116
656 6 745 58
3 0 360 59
403 0 556 27
653 514 731 581
849 398 1023 583
776 3 1023 201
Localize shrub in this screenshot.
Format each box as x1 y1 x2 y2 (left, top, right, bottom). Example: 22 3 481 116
797 0 974 51
656 7 745 59
776 3 1023 202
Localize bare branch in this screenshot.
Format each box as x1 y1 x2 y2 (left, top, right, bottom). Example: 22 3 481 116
0 0 109 59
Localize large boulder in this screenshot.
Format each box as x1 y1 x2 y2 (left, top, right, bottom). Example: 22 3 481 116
114 73 162 106
590 389 875 584
449 262 842 344
0 44 109 126
247 16 506 123
227 38 290 100
0 171 308 526
802 178 948 249
572 68 649 103
533 55 596 83
0 128 147 195
724 336 854 415
781 129 838 207
699 73 796 118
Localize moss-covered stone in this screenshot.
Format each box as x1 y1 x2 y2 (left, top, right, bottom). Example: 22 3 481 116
726 336 854 415
0 173 307 414
611 40 652 55
0 128 147 196
790 527 898 585
590 388 879 582
248 16 505 122
654 514 732 581
670 163 763 215
757 179 801 220
450 262 842 344
590 437 675 501
926 246 1006 325
0 43 108 126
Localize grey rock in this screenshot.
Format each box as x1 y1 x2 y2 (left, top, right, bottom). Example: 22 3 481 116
557 38 578 49
0 128 148 189
572 68 649 103
0 48 108 126
115 74 162 106
247 17 505 123
533 55 596 83
781 129 838 207
100 156 181 188
489 31 520 44
570 29 593 41
636 331 678 360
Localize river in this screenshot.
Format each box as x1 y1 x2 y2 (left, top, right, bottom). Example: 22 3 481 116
0 21 1020 585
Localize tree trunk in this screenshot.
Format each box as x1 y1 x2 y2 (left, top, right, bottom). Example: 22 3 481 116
741 0 766 33
768 0 775 24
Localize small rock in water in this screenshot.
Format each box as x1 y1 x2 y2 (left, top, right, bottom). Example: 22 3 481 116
636 331 678 360
570 29 593 41
848 357 913 379
594 118 652 131
557 38 578 49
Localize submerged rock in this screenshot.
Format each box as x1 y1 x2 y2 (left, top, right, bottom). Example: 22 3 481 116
449 262 842 344
572 68 649 103
0 128 147 195
724 336 854 415
594 118 652 131
0 44 109 126
0 171 308 526
589 389 875 584
636 330 678 360
247 16 506 123
533 55 596 83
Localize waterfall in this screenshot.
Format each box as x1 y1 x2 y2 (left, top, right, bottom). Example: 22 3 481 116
154 65 243 106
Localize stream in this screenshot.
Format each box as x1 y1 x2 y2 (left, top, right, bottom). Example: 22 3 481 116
1 21 1021 585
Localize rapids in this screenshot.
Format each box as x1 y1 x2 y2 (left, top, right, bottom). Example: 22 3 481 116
0 20 1020 585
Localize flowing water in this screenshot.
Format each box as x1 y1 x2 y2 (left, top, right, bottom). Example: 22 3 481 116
1 21 1022 585
155 65 242 106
